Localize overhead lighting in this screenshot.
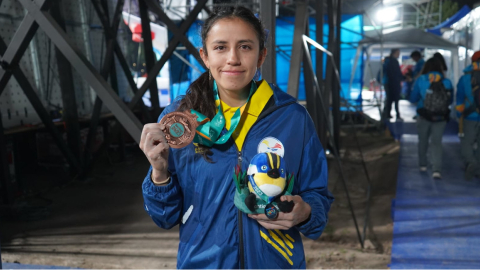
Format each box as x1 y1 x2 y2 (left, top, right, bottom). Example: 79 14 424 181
377 7 398 23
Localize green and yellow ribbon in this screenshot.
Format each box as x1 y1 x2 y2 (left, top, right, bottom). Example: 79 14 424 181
191 80 256 147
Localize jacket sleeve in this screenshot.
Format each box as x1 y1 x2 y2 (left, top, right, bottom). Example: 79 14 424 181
409 77 421 103
295 111 334 240
142 103 184 229
412 61 423 78
394 59 404 81
444 79 454 105
456 76 466 118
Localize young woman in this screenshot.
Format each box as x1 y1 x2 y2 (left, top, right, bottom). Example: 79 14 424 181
139 6 333 269
410 58 453 179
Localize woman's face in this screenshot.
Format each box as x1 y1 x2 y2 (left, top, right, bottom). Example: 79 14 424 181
200 17 266 94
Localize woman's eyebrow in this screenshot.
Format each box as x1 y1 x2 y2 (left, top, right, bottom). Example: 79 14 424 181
210 39 255 44
238 39 254 44
211 40 228 44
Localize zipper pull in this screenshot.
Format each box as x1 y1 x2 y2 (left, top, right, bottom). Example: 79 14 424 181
238 151 243 163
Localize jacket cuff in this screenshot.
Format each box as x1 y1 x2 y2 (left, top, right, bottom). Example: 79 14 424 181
296 194 327 240
142 168 177 194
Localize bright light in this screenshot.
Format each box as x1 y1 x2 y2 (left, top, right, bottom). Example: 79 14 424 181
377 7 398 23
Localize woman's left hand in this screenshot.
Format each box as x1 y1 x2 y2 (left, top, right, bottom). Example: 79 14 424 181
248 195 311 230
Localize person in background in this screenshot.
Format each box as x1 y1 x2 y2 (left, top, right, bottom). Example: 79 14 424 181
382 48 403 121
433 52 448 73
456 51 480 181
410 58 453 180
410 50 425 79
404 51 424 100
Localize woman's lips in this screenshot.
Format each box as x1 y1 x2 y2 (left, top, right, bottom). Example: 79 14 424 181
222 70 245 75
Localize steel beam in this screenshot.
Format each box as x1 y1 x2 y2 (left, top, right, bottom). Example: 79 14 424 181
19 0 143 143
325 0 335 148
139 0 160 114
0 111 13 205
143 0 204 66
287 0 308 98
332 0 341 151
83 0 125 169
303 40 317 129
51 0 82 165
0 5 81 174
0 32 81 171
259 0 276 84
0 0 49 96
89 0 148 114
11 60 83 172
316 0 327 147
129 0 208 110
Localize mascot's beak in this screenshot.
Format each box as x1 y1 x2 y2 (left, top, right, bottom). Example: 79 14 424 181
267 168 280 179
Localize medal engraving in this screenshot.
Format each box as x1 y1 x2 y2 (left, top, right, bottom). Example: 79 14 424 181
159 111 199 148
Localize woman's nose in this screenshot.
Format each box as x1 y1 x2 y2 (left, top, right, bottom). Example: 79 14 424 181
227 49 240 65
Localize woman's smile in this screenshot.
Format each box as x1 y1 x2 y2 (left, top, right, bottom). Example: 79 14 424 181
200 17 266 106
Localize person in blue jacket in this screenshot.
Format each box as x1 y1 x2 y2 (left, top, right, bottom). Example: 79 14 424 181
456 51 480 180
139 6 333 269
410 50 425 79
382 48 404 121
410 58 453 179
404 50 425 100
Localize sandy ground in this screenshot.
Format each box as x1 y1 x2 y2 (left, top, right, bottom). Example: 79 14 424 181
0 125 399 269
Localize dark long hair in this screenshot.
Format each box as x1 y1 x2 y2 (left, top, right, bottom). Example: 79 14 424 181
177 5 266 119
433 52 448 71
176 6 266 158
421 57 444 75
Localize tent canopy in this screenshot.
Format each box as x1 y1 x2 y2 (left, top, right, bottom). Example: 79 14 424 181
359 27 459 49
427 5 471 36
350 27 460 100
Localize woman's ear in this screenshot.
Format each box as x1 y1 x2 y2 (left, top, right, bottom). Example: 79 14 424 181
257 48 267 68
200 48 209 69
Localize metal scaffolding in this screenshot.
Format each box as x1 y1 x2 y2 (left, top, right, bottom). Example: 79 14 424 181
0 0 211 180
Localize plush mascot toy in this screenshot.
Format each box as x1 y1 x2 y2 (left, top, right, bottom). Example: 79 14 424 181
233 152 295 219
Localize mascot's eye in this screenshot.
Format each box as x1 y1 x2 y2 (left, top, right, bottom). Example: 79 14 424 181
261 165 267 171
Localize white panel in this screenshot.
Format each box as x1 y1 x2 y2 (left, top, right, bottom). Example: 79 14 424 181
0 0 43 128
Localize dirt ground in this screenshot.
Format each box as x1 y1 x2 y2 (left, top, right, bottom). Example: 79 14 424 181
0 124 399 269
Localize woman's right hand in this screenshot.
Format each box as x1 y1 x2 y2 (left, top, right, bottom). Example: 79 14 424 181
140 123 170 182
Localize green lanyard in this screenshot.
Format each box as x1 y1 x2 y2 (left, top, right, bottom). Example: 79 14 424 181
191 80 256 147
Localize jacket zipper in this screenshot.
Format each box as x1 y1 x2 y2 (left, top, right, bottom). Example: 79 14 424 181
236 100 295 269
237 150 245 269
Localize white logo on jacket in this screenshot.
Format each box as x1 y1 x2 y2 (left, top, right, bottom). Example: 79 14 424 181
257 137 285 157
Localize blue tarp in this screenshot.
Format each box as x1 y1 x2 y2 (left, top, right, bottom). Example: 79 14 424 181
170 15 364 103
385 102 480 268
276 15 364 102
427 5 471 36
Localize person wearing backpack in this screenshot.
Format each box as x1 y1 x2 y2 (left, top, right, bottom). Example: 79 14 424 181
456 51 480 180
410 58 453 179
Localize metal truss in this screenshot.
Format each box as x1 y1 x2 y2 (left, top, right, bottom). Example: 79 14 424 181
0 0 209 176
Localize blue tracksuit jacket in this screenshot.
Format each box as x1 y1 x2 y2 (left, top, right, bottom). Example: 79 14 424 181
457 64 480 121
142 83 334 269
410 71 453 114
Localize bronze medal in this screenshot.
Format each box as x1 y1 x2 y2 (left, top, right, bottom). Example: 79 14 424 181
159 111 199 149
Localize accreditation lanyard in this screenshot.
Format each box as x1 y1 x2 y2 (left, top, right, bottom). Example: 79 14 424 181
191 80 256 147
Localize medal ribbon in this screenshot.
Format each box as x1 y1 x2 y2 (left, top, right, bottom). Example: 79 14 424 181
191 80 256 147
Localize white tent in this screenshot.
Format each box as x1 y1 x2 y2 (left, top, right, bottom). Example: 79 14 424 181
350 27 460 92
